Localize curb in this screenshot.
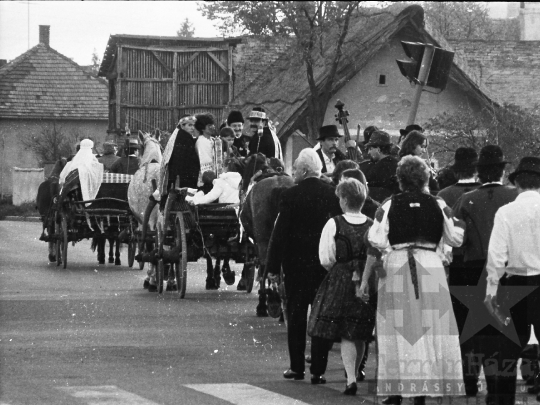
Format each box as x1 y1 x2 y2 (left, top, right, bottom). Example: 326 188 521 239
2 216 42 222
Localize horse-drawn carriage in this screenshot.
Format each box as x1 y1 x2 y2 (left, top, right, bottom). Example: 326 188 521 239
44 170 136 269
136 185 257 297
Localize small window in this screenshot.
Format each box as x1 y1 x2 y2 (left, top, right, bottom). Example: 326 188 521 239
378 74 387 86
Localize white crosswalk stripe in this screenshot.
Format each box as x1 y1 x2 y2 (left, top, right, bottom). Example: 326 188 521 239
56 386 159 405
185 383 312 405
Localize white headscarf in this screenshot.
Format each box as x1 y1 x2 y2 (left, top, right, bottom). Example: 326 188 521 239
59 139 104 205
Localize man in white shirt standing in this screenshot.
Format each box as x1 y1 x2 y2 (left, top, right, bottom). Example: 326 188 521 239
314 125 346 181
485 156 540 405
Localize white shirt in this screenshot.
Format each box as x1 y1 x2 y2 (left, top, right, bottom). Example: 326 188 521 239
319 213 368 270
320 149 335 174
486 190 540 296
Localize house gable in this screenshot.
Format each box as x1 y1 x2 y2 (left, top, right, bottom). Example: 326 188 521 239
0 44 108 120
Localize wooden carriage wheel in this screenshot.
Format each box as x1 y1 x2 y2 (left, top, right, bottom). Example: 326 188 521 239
175 213 188 299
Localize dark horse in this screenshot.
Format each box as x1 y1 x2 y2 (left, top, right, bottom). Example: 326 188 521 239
36 158 67 262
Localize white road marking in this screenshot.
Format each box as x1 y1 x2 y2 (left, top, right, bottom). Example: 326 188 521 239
56 386 159 405
185 383 312 405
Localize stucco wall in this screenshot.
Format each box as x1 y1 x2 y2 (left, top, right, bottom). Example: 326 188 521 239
0 119 107 196
323 38 482 139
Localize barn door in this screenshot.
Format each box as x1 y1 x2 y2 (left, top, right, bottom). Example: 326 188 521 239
175 48 231 126
119 45 232 134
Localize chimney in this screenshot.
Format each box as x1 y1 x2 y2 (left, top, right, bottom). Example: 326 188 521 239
520 3 540 40
39 25 50 47
0 60 7 68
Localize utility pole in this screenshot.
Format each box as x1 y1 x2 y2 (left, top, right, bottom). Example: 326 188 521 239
407 44 435 126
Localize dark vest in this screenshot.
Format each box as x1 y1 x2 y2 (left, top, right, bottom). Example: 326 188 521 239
334 215 371 263
316 148 346 174
388 192 444 246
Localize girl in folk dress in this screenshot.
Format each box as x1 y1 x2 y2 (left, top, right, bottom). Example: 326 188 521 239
195 113 223 186
308 178 378 396
358 156 465 405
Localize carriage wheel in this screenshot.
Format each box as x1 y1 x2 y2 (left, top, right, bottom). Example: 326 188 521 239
55 234 63 267
127 238 136 268
61 214 68 269
246 264 255 293
156 259 165 294
175 214 188 299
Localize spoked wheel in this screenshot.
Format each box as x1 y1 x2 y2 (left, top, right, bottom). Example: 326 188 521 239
175 214 188 299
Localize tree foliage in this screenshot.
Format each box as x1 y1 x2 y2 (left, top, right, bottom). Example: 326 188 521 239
199 1 377 140
425 104 540 170
20 122 78 164
177 18 195 38
423 2 519 40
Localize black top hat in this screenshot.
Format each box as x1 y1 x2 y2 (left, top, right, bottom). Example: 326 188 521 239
317 125 342 141
476 145 508 166
451 147 478 171
399 124 423 137
365 130 392 147
508 157 540 185
227 110 244 125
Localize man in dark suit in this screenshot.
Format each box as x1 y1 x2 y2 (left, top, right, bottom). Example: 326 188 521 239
266 147 342 384
453 145 518 402
314 125 347 181
247 107 283 160
110 138 141 175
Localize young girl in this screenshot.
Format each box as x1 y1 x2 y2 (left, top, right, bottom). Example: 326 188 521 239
308 178 377 396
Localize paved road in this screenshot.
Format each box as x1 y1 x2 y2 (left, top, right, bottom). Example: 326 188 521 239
0 221 535 405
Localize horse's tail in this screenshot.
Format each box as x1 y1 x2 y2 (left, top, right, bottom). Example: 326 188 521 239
91 238 98 252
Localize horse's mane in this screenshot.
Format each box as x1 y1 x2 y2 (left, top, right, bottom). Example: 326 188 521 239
241 153 268 193
49 158 67 180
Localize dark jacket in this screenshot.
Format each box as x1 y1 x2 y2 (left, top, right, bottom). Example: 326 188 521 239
315 148 347 174
364 155 399 203
454 184 518 262
248 127 277 158
110 156 140 175
168 128 200 189
98 153 120 172
233 137 248 157
266 177 342 293
437 181 482 213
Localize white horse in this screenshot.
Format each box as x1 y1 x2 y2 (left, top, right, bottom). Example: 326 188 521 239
128 130 162 285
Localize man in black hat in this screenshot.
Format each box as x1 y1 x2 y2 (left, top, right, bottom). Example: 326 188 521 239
110 138 141 175
227 110 248 157
398 123 423 144
362 130 399 203
452 145 518 401
485 156 540 405
247 107 283 160
438 147 481 208
314 125 347 179
358 126 379 174
98 141 120 172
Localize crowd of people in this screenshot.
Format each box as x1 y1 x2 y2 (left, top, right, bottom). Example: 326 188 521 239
263 122 540 405
55 108 540 405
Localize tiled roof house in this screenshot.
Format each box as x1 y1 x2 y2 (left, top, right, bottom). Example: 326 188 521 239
0 26 108 197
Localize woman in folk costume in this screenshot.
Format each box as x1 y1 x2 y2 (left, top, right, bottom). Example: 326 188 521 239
195 113 223 186
358 156 465 405
308 178 377 396
59 138 103 206
156 115 200 198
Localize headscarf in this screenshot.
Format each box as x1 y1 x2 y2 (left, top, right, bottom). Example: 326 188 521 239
59 139 103 205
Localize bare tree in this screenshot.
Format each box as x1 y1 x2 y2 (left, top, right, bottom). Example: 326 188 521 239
91 48 101 75
20 122 77 164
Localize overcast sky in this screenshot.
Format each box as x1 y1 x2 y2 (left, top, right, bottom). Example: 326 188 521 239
0 1 221 66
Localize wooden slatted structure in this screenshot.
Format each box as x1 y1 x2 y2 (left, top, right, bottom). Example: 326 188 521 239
98 35 242 138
